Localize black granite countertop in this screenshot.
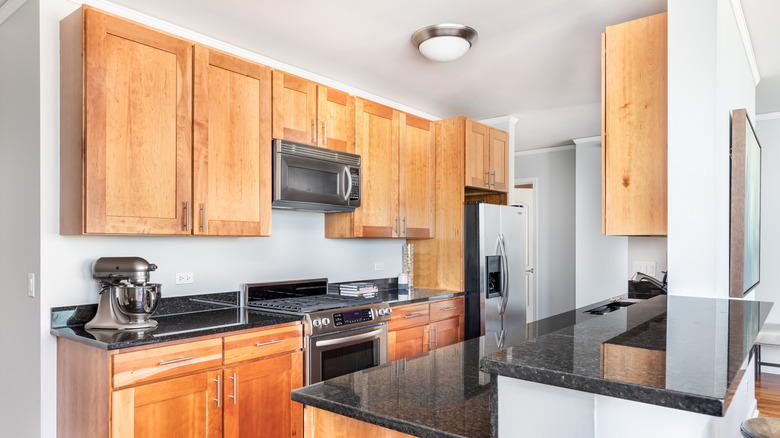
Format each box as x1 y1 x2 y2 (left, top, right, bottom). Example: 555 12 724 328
292 294 772 436
480 295 772 416
50 292 302 350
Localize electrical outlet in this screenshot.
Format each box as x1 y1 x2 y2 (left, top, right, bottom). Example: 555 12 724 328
374 262 384 271
27 273 35 297
633 262 657 277
175 272 194 284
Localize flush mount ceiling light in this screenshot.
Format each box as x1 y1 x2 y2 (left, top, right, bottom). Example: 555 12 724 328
411 24 478 62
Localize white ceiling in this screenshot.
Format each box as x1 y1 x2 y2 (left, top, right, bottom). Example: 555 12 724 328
101 0 778 151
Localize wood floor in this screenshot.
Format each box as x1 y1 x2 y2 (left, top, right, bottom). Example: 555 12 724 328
757 373 780 417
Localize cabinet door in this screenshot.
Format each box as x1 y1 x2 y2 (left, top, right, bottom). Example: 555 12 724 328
602 13 667 236
488 128 509 192
83 8 192 234
399 113 435 239
112 370 222 438
388 324 427 361
464 119 490 189
353 98 401 237
317 85 354 152
193 45 272 236
223 351 304 438
432 317 462 350
272 71 317 146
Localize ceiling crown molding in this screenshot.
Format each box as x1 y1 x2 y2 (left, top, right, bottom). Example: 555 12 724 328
731 0 761 85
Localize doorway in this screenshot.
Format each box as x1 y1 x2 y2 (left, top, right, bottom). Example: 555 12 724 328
513 180 537 323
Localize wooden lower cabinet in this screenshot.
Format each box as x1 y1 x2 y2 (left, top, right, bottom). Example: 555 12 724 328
112 370 223 438
223 351 303 437
387 297 464 362
57 323 303 438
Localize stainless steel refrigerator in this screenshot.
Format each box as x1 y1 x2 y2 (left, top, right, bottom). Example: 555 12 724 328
464 202 527 340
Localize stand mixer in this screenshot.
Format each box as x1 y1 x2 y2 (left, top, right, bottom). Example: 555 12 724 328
85 257 161 330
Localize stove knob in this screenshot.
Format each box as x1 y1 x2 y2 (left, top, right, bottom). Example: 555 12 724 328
378 308 386 316
312 319 321 328
386 307 392 315
322 318 331 326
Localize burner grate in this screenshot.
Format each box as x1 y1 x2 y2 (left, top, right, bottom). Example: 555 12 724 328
247 294 381 313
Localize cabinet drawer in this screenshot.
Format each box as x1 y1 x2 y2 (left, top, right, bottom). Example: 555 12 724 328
224 324 303 364
389 303 430 330
429 297 464 322
112 338 223 388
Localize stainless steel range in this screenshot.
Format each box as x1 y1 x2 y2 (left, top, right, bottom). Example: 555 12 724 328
244 279 391 385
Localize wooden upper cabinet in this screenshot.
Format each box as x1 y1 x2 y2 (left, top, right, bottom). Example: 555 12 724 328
602 12 667 236
272 71 355 151
61 7 193 234
325 98 435 239
316 85 355 152
193 45 272 236
272 71 317 145
464 118 508 193
353 98 400 237
488 128 510 192
400 113 435 239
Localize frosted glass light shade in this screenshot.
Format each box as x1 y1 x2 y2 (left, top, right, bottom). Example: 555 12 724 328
418 36 471 62
411 24 478 63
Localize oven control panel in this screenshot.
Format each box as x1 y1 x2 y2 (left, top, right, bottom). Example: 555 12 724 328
333 309 374 327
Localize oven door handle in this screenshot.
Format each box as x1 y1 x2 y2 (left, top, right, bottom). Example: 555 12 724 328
314 328 384 347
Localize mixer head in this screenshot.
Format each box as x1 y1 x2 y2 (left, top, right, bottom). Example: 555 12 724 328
92 257 157 285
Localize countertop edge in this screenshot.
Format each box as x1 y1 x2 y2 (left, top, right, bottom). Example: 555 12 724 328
479 358 726 416
291 389 467 438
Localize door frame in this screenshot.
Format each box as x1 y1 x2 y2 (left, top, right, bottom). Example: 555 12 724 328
513 177 538 324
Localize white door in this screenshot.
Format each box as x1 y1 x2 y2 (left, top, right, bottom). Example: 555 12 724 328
513 185 536 323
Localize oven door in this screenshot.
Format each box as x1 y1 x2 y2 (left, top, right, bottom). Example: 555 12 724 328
307 323 388 385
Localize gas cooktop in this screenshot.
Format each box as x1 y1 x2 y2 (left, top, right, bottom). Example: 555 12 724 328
247 294 381 314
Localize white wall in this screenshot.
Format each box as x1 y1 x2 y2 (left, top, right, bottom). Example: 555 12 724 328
667 0 756 298
573 137 627 307
0 1 41 436
515 146 575 318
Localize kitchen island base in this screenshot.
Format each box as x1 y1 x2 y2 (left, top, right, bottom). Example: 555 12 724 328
304 407 414 437
496 359 757 438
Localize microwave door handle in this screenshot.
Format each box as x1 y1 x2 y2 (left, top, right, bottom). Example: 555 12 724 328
344 168 353 201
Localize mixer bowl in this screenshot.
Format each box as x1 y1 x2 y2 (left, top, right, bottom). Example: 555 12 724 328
112 284 161 323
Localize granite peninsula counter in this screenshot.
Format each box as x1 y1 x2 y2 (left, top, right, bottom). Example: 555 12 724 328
292 295 772 437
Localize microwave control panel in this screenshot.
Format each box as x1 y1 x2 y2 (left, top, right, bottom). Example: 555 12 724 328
349 168 360 201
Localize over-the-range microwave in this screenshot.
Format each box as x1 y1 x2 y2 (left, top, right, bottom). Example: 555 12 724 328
272 139 361 212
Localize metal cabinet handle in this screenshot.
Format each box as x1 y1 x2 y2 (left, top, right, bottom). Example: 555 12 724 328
199 203 206 232
184 202 190 231
312 119 317 143
442 307 457 312
434 325 438 347
158 356 193 366
403 216 407 236
404 313 423 319
229 372 237 405
395 216 400 236
491 171 496 187
427 327 432 350
323 121 327 145
213 375 221 408
256 339 282 347
486 171 491 187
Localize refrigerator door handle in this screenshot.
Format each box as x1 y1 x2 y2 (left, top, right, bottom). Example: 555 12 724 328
498 234 510 316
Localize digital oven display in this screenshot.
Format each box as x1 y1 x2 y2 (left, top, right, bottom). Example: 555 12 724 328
333 309 373 327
